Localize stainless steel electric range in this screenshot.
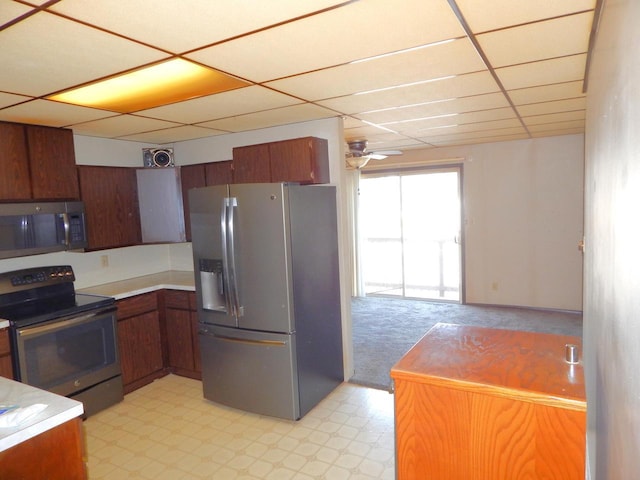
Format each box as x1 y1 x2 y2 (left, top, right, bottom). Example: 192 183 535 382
0 265 123 417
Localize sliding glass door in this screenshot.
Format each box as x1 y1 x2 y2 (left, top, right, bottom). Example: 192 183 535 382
359 167 462 301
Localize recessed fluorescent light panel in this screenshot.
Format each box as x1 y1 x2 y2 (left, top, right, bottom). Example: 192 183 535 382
48 59 250 113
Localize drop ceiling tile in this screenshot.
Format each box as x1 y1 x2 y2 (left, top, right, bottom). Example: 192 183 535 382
265 38 485 101
0 92 32 109
137 86 302 124
187 0 465 82
523 110 586 126
430 133 529 147
495 54 587 91
317 71 500 115
354 92 510 124
455 0 596 33
422 126 527 143
196 104 337 133
0 11 168 97
527 120 585 132
0 2 32 27
70 115 180 138
477 12 593 68
389 107 517 134
49 0 346 54
516 97 586 117
530 128 584 138
508 81 585 105
419 118 524 135
0 99 117 127
118 125 227 143
343 124 402 141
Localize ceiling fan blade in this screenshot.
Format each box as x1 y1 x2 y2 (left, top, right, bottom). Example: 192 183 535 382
371 150 403 156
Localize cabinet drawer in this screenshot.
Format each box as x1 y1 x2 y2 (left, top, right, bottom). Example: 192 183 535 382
0 329 10 356
117 292 158 320
164 290 190 310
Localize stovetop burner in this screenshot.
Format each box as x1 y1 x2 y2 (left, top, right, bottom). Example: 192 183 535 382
0 265 114 328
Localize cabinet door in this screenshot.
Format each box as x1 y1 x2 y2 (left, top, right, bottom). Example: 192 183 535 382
26 125 80 199
0 329 13 379
180 164 206 241
78 166 141 249
117 311 163 387
165 308 195 372
205 160 233 185
191 310 201 374
269 137 329 184
232 144 271 183
0 122 31 200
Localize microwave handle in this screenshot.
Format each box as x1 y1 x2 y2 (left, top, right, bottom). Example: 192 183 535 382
61 213 71 246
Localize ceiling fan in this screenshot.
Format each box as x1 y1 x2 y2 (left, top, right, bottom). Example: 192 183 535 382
345 140 402 169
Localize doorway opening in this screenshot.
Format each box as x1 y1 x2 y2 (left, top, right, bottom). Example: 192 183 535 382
358 166 463 302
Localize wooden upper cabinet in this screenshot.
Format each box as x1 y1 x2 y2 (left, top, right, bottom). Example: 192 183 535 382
269 137 329 184
26 125 80 200
0 121 31 200
78 166 141 250
205 160 233 186
232 136 329 185
0 122 79 201
232 143 271 183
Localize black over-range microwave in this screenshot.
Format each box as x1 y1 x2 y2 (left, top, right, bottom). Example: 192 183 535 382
0 201 88 259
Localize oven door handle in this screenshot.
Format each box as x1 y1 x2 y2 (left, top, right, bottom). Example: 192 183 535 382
16 307 116 337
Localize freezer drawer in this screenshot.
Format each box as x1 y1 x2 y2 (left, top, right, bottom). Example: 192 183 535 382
199 324 300 420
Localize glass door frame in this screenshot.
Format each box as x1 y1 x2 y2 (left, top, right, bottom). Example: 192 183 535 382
356 163 465 303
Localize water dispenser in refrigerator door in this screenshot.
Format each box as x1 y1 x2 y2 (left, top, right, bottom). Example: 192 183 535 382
199 258 226 312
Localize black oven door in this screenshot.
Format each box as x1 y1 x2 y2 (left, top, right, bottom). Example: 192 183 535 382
13 306 121 397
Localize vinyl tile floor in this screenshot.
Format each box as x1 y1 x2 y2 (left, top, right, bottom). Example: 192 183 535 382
84 375 396 479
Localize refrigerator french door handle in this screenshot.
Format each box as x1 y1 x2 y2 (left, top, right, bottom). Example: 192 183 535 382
224 197 243 317
209 332 287 347
220 198 234 315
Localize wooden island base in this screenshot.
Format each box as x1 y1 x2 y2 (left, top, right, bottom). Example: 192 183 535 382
391 323 586 480
0 417 86 480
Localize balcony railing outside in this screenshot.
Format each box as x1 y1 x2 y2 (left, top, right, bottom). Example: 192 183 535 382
363 236 460 300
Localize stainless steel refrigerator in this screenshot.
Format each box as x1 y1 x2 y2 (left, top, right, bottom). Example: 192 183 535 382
189 182 343 420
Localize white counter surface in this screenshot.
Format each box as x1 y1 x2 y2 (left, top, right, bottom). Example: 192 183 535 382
77 270 195 300
0 377 84 452
0 320 8 329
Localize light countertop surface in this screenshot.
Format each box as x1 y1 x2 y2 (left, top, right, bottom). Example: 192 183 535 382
77 270 195 300
0 377 84 452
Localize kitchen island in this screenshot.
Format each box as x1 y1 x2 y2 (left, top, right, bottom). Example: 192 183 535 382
391 322 586 480
0 377 86 479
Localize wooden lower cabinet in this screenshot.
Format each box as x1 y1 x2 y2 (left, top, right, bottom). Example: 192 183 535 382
0 417 86 480
116 293 165 393
391 323 586 480
163 290 201 379
0 328 13 379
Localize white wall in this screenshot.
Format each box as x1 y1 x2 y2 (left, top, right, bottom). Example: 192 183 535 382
584 0 640 477
366 134 584 311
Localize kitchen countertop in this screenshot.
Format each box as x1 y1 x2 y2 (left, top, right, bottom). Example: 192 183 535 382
0 377 84 452
77 270 195 300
